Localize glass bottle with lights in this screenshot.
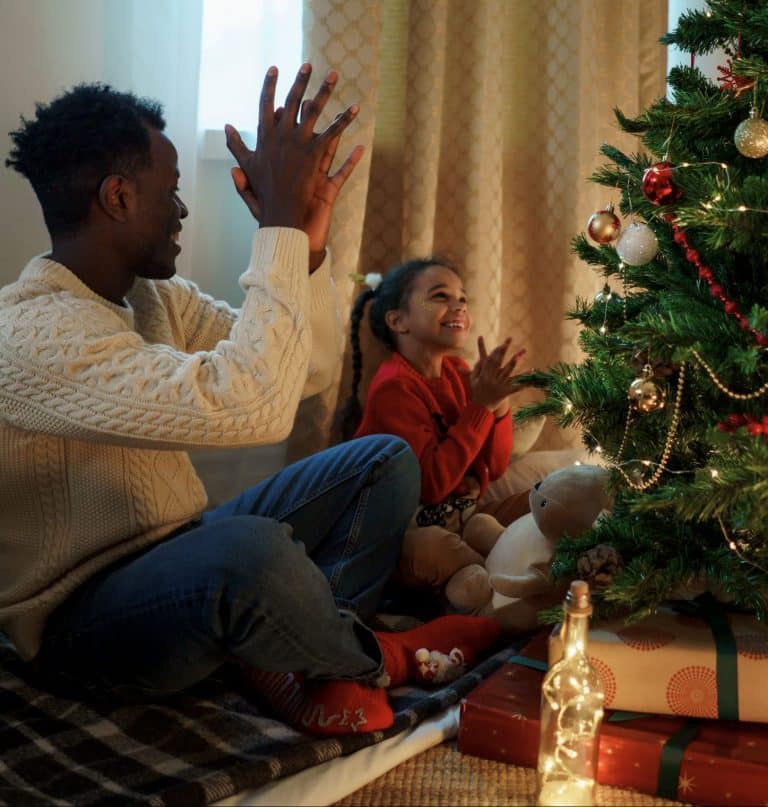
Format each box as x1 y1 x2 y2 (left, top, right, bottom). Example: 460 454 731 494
535 579 604 807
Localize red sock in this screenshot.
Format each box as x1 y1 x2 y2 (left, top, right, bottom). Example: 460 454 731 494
242 668 394 736
374 615 501 687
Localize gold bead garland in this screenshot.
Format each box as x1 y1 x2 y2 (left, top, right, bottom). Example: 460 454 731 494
691 348 768 400
615 407 634 460
597 204 765 490
609 345 766 492
614 362 686 491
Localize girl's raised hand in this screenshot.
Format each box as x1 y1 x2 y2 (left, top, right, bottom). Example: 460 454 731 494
470 336 526 413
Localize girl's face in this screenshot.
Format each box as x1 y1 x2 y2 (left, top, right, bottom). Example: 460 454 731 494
387 265 471 352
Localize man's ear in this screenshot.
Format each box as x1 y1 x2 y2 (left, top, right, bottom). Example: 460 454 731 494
97 174 135 222
385 308 408 334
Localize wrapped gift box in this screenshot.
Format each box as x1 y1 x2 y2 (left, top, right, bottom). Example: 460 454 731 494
548 602 768 722
458 632 768 806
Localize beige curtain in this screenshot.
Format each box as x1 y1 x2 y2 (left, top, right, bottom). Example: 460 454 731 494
286 0 667 463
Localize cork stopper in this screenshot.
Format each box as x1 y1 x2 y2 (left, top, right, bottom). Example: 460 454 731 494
565 579 593 616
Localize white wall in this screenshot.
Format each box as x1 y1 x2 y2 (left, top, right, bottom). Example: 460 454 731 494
0 0 107 284
101 0 205 284
667 0 727 87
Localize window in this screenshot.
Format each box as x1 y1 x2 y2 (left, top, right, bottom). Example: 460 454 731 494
197 0 302 157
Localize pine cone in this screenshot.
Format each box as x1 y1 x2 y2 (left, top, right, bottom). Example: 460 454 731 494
576 544 623 589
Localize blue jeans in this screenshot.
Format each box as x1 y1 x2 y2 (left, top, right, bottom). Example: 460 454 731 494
34 436 419 700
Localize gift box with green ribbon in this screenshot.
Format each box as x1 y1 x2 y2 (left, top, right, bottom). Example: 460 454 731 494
458 631 768 806
548 594 768 722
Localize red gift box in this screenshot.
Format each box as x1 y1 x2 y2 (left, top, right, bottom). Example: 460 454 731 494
458 632 768 806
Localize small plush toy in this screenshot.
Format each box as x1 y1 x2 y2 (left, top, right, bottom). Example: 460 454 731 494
444 464 613 633
413 646 466 684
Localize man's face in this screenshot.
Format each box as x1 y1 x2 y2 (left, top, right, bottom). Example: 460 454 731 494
128 127 188 279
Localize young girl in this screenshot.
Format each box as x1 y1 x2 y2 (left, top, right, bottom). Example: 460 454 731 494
339 257 529 595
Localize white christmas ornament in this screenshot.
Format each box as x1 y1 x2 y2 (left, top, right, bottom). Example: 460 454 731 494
615 222 659 266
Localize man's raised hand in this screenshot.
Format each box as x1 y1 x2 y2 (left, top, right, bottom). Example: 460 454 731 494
225 64 363 271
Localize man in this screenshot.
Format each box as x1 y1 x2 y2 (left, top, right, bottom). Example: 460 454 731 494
0 66 499 736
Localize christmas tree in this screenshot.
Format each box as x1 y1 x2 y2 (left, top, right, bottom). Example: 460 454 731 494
519 0 768 623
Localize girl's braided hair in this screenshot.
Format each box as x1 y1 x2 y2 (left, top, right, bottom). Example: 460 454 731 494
336 255 459 440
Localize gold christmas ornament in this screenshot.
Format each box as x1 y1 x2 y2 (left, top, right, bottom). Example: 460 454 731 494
628 364 667 412
587 204 621 244
615 364 687 492
734 108 768 159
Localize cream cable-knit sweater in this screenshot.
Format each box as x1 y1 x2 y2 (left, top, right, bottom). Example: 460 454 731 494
0 227 343 660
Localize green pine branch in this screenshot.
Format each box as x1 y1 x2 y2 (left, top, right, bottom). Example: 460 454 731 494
662 1 768 56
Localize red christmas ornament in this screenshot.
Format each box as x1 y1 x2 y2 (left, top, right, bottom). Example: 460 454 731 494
641 161 683 205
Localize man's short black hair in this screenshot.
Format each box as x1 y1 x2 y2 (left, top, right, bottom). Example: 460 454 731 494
6 83 166 237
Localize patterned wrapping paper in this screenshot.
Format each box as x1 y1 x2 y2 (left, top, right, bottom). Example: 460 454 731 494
457 632 768 806
547 604 768 722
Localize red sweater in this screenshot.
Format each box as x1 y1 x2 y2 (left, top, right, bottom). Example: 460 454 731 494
354 352 513 505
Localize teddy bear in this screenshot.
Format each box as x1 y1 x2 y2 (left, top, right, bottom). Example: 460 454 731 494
440 463 613 633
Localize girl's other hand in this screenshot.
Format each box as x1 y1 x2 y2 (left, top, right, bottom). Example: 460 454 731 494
470 336 526 412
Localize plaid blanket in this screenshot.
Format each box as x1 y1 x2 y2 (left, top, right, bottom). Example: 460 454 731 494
0 631 520 806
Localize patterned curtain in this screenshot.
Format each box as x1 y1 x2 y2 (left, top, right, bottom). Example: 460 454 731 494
286 0 667 463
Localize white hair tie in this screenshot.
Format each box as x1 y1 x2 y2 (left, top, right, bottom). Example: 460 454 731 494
349 272 383 291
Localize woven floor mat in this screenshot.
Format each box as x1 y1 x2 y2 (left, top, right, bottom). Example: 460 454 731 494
333 741 690 806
